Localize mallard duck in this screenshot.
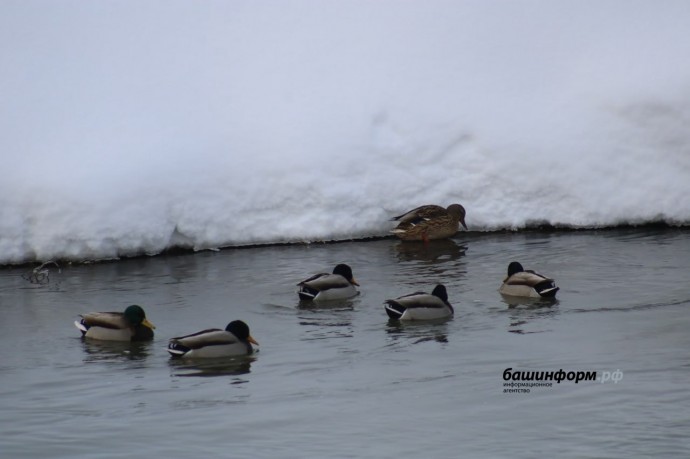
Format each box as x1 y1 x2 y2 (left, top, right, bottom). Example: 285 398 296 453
499 262 559 298
297 263 360 301
167 320 259 359
384 284 454 320
74 305 155 341
391 204 468 241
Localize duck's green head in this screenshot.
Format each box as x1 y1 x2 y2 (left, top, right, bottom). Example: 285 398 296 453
124 305 156 330
226 320 259 346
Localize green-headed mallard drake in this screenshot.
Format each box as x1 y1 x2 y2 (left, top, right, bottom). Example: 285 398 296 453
385 284 454 321
167 320 258 358
297 263 360 301
391 204 468 241
499 262 559 298
74 305 155 341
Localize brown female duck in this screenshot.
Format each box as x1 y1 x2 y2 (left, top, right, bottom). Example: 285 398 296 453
391 203 468 242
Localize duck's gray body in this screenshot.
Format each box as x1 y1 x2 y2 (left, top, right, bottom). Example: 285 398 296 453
297 264 359 301
167 320 258 359
499 262 559 298
74 306 154 342
385 285 454 321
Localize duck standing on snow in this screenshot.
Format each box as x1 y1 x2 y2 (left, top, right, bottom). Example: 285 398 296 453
297 263 360 301
499 262 559 298
391 204 468 242
167 320 259 358
384 284 454 321
74 305 155 341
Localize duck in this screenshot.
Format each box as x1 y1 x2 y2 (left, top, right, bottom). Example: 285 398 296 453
390 204 468 242
499 261 559 298
384 284 454 321
167 320 259 359
297 263 360 301
74 304 155 341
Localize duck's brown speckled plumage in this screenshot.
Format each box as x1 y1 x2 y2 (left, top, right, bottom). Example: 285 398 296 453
391 204 467 241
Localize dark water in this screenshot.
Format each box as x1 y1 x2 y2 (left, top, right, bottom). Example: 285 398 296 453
1 229 689 458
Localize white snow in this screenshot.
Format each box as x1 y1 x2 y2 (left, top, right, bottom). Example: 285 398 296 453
2 1 690 264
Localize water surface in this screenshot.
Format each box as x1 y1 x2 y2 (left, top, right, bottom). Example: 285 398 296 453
1 229 689 458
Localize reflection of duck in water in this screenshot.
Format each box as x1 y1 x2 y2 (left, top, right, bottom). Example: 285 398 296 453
395 239 468 263
169 357 253 378
385 284 454 321
167 320 259 359
499 262 559 298
81 339 152 362
385 319 449 344
74 305 155 341
297 264 359 301
503 296 558 309
390 204 468 242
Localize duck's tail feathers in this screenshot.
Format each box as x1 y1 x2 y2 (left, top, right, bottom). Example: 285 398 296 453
538 286 560 298
384 301 405 320
74 320 88 335
298 286 318 301
535 280 559 298
167 342 190 358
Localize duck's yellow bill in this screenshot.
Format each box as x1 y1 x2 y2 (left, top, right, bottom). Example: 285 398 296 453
142 318 156 330
351 278 360 286
248 335 259 346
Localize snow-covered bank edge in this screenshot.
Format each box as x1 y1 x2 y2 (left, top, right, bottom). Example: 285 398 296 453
3 221 688 269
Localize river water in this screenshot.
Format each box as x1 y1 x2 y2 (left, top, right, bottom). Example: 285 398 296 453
1 229 689 458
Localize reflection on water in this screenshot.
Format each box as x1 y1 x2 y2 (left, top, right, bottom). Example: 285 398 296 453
385 319 451 346
394 239 468 264
499 297 559 335
297 298 357 311
168 355 254 378
80 339 153 362
393 239 468 288
296 297 356 340
500 295 559 309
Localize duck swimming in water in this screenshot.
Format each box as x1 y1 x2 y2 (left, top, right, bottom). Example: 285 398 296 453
384 284 454 321
167 320 258 359
74 305 155 341
297 263 360 301
391 204 468 242
499 262 559 298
